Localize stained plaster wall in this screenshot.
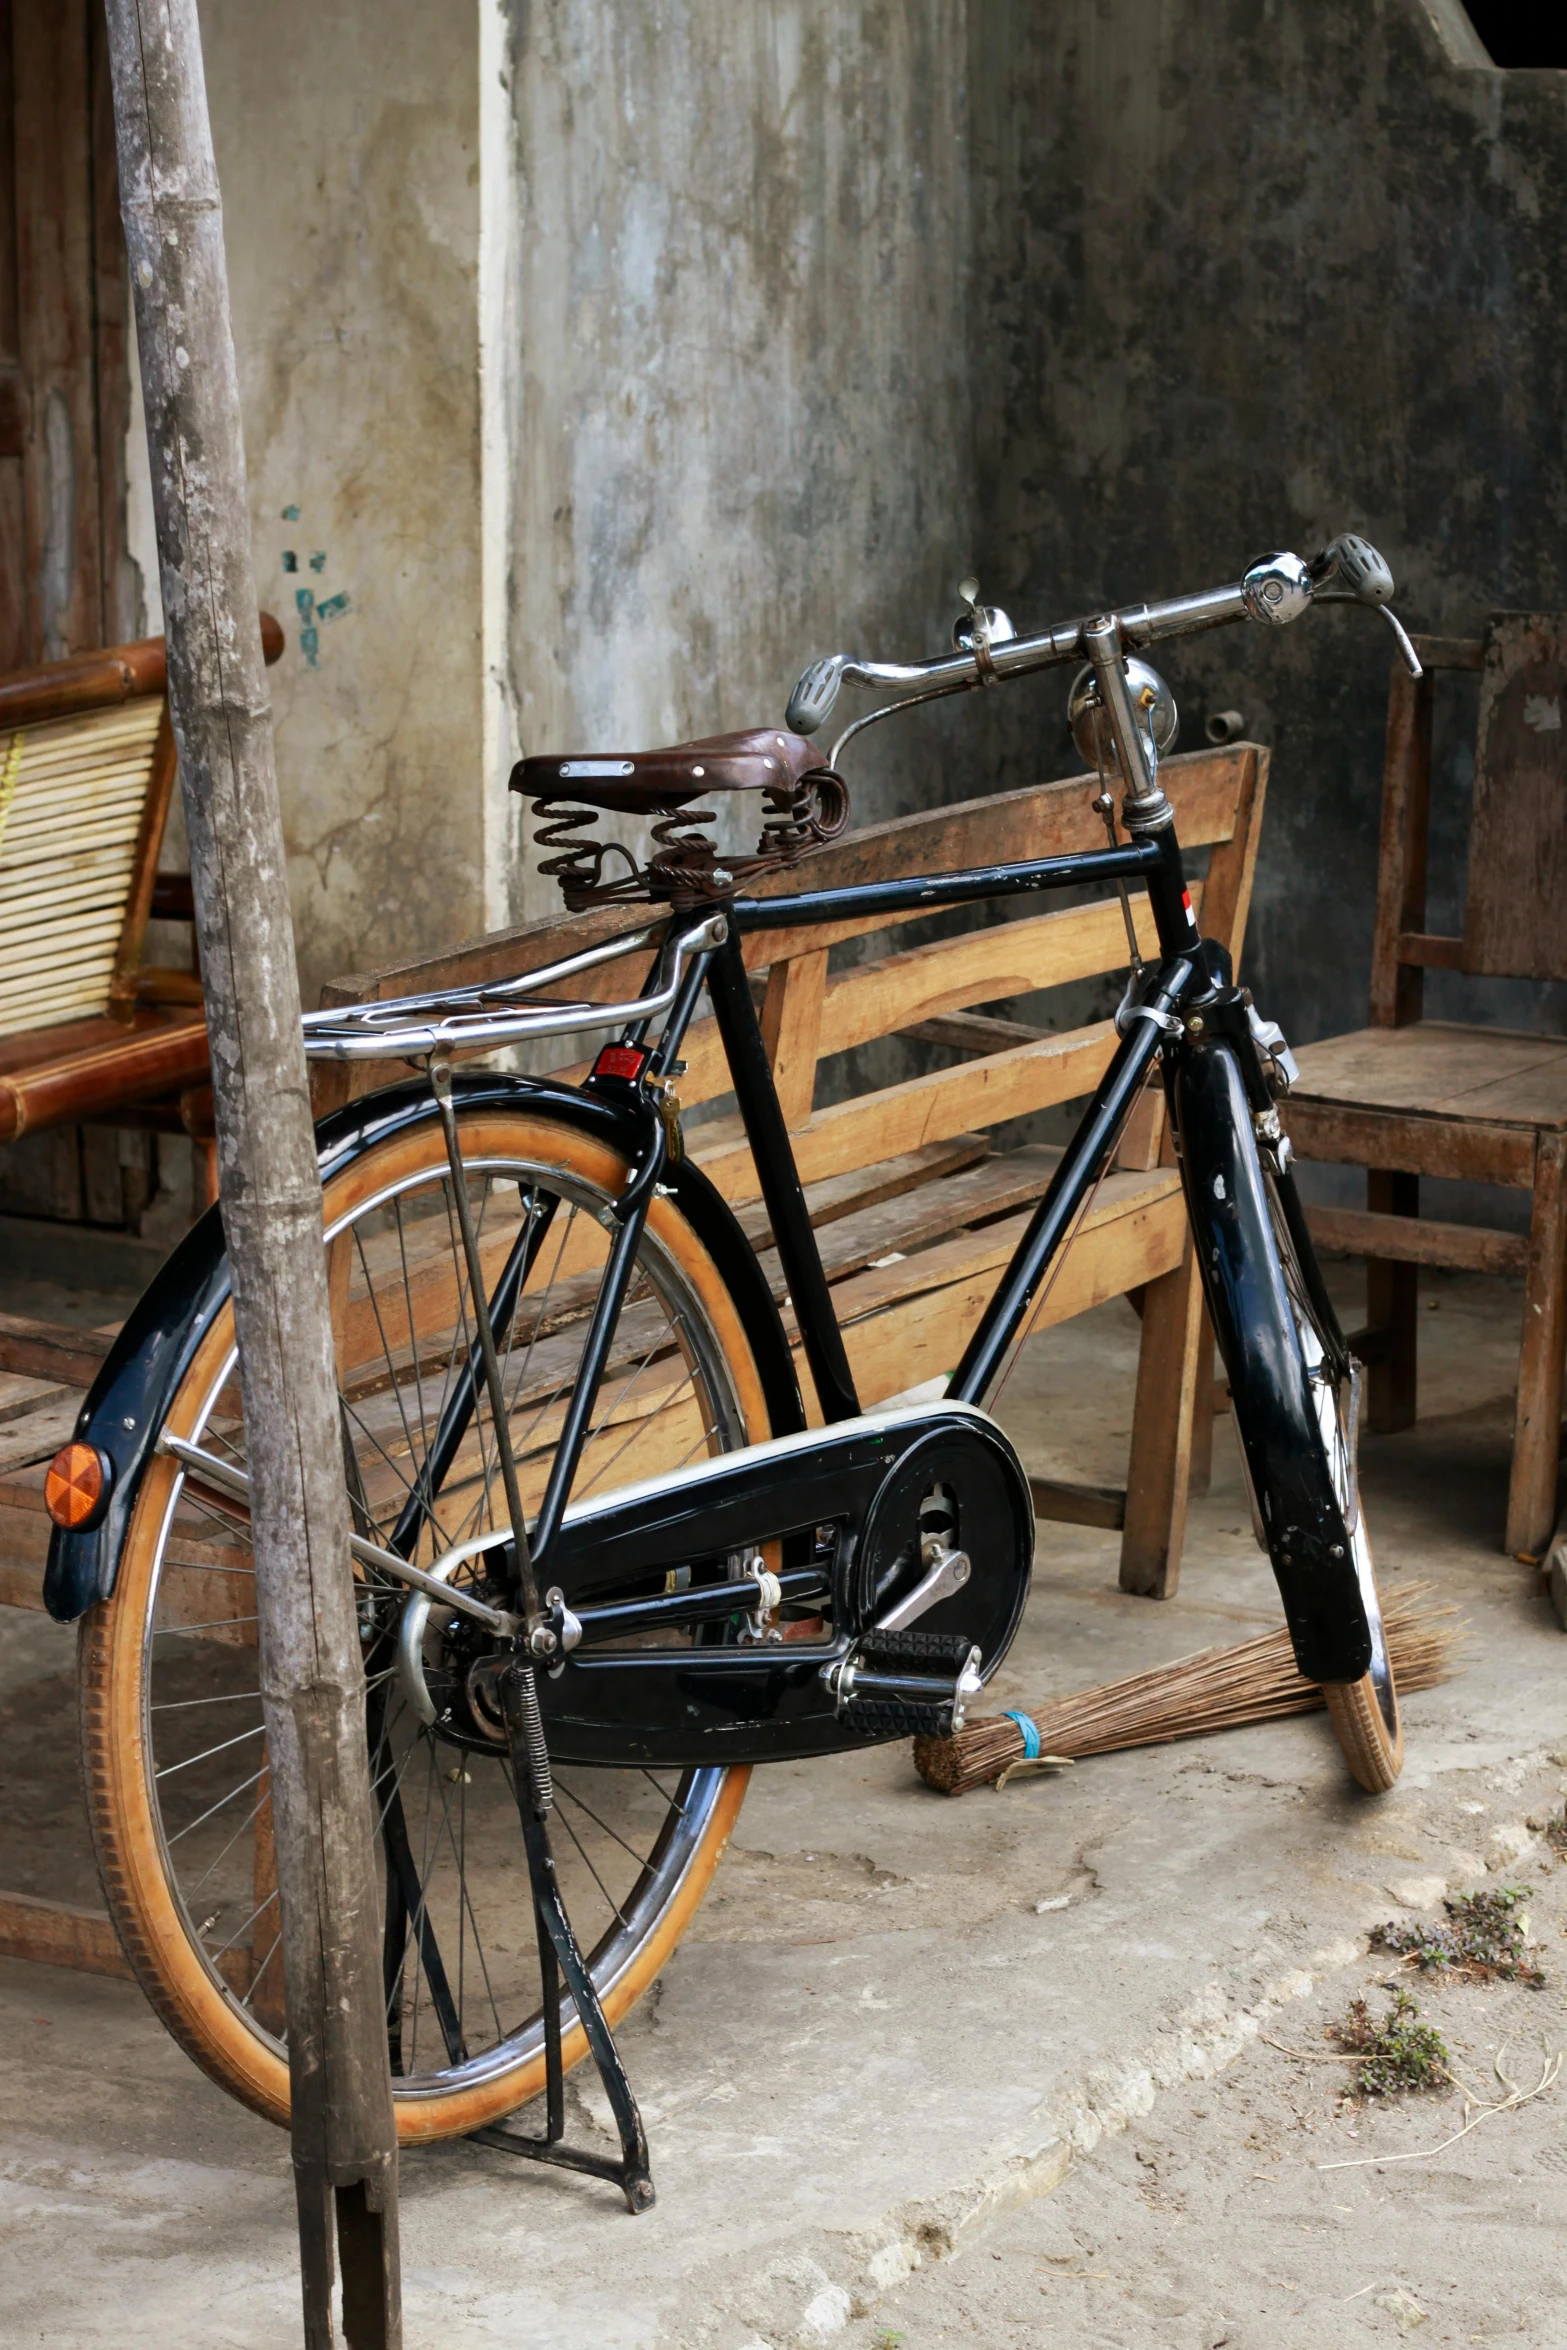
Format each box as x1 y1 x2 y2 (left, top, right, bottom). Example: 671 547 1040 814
144 2 1567 1069
495 0 980 931
962 0 1567 1065
491 0 1567 1173
137 0 487 1007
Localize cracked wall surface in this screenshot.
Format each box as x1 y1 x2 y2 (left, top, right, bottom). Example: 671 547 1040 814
497 0 980 927
154 0 486 1004
154 1 1564 1037
964 0 1567 1052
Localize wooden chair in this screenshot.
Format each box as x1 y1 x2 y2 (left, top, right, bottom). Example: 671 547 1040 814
0 617 281 1208
317 738 1270 1603
1285 616 1567 1558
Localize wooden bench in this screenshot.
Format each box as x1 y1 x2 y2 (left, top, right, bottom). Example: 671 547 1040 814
317 740 1268 1594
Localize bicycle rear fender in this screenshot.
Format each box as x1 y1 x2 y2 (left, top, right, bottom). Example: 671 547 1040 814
43 1071 802 1623
1171 1036 1372 1685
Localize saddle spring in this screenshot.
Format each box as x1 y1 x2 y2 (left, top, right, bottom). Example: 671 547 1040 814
529 769 851 911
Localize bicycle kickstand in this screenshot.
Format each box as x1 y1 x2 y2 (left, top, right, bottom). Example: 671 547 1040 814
425 1058 652 2208
467 1656 656 2213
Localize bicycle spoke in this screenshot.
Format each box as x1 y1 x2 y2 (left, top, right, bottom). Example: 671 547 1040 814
165 1759 269 1848
154 1722 266 1782
237 1921 285 2018
555 1775 658 1871
638 1767 689 1819
352 1219 448 1539
550 1793 631 1931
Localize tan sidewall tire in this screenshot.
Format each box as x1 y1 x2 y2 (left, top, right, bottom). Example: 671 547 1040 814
79 1108 769 2142
1322 1669 1404 1794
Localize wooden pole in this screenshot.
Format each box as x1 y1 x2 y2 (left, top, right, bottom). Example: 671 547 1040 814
100 7 401 2343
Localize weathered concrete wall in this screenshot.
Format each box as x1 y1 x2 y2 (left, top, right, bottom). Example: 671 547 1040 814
498 0 979 927
152 0 486 1003
964 0 1567 1054
139 0 1567 1043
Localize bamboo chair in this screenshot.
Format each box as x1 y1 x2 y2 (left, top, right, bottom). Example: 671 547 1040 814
1286 615 1567 1557
0 617 281 1208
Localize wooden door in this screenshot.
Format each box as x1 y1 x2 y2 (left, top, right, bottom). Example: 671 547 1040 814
0 0 133 676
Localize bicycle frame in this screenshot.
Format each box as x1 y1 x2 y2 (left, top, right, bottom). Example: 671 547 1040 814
523 818 1210 1569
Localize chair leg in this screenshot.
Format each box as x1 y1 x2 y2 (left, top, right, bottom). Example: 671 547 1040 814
1366 1169 1418 1433
1506 1131 1567 1559
1120 1244 1206 1599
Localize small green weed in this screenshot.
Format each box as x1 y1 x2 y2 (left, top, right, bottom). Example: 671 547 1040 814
1330 1988 1451 2099
872 2333 906 2350
1370 1886 1546 1987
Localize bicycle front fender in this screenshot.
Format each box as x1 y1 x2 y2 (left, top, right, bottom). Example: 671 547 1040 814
1171 1036 1372 1685
44 1069 802 1623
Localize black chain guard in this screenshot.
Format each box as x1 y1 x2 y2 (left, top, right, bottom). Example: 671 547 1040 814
536 1402 1033 1767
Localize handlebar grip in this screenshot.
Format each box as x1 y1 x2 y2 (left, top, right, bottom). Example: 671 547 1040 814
786 653 848 737
1308 531 1395 607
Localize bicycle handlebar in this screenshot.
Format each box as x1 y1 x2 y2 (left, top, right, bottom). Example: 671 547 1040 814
785 532 1420 739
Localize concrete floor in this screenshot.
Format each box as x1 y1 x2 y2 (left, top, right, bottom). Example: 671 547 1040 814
0 1261 1563 2347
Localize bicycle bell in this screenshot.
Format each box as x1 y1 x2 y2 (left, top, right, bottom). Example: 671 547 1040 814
953 575 1017 657
1067 658 1179 772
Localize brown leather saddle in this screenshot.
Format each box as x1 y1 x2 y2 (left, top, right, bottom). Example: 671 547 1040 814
511 727 849 909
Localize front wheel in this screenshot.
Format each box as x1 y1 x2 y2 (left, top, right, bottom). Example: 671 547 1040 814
1175 1034 1402 1795
79 1098 782 2138
1265 1167 1403 1792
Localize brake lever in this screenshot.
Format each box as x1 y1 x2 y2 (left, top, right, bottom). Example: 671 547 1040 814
1307 531 1422 678
1379 604 1423 679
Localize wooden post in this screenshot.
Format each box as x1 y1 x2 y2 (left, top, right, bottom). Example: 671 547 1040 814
101 8 401 2345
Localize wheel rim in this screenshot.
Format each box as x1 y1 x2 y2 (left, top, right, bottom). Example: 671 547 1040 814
1267 1177 1397 1737
116 1114 763 2111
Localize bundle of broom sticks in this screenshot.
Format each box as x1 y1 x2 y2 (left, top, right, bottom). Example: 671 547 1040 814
913 1583 1462 1796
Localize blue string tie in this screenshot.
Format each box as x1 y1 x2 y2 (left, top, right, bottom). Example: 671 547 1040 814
1003 1708 1041 1761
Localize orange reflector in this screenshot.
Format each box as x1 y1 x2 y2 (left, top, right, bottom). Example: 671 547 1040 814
45 1442 108 1530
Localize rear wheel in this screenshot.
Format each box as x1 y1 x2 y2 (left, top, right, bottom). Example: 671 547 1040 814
79 1101 778 2138
1265 1166 1402 1793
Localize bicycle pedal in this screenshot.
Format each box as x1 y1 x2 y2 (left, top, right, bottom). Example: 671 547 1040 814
857 1628 975 1670
823 1637 983 1739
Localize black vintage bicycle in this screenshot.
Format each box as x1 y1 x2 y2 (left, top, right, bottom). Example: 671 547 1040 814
45 532 1419 2204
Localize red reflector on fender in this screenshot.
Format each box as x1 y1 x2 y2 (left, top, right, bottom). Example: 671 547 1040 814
591 1044 649 1082
45 1442 110 1531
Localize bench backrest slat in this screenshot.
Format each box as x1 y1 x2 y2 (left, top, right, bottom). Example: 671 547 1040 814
319 747 1266 1187
323 743 1263 1014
